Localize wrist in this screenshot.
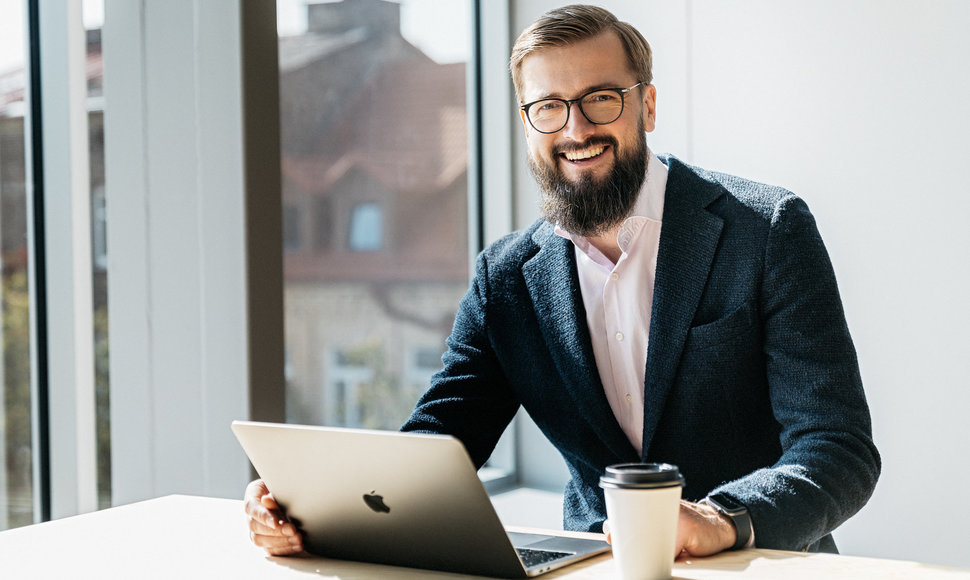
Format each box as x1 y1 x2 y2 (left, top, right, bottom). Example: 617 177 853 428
701 494 752 551
696 502 737 552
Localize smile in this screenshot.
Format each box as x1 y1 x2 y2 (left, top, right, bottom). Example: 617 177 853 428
562 145 607 162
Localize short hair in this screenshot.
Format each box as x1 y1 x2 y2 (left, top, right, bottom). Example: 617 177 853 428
509 4 653 103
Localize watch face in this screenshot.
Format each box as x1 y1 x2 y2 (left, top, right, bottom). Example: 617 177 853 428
709 493 746 516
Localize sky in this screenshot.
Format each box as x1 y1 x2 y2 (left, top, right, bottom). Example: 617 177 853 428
279 0 470 64
0 0 104 74
1 0 470 74
0 0 26 75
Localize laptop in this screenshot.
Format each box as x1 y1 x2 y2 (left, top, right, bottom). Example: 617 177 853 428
231 420 610 577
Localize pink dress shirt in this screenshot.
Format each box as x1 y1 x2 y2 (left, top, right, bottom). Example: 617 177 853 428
555 150 667 456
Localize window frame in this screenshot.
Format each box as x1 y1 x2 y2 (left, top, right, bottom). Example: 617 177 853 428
26 0 99 523
472 0 518 493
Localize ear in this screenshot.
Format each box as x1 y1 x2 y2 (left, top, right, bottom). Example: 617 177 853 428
641 84 657 132
519 107 532 137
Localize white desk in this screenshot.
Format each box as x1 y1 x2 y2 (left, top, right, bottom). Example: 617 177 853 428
1 495 968 579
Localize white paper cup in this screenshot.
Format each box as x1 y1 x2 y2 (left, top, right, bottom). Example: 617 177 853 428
600 463 684 580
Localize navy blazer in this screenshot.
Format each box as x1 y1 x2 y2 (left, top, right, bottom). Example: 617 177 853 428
402 155 880 552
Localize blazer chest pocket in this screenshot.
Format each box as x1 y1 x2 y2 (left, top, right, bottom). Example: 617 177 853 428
684 301 758 351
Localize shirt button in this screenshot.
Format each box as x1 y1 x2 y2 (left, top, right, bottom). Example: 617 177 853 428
615 332 624 342
611 273 619 281
625 394 632 403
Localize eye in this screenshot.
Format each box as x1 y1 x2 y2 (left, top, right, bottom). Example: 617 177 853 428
535 100 565 113
586 91 619 104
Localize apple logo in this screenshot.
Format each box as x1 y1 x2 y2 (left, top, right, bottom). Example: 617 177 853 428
363 491 391 513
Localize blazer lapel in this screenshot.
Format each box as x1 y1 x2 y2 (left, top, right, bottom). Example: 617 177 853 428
641 157 725 457
523 226 636 460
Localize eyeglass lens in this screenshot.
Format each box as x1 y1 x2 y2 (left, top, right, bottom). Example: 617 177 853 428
529 89 624 133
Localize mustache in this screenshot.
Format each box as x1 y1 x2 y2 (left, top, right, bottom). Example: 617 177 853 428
553 136 619 157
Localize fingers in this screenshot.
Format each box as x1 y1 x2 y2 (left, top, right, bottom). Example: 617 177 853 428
674 535 690 561
244 480 284 529
261 492 281 513
602 519 612 544
249 516 304 556
249 515 287 536
244 479 304 556
674 503 690 558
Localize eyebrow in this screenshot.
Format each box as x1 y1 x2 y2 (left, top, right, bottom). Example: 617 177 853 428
529 82 630 103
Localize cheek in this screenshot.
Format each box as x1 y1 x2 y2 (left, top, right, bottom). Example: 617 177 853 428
615 121 643 151
526 134 556 163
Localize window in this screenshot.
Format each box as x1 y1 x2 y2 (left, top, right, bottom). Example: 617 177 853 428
325 348 376 427
282 204 303 252
0 0 32 529
406 347 443 398
0 0 111 529
348 202 383 251
3 0 515 528
313 197 332 250
278 0 472 435
84 0 111 513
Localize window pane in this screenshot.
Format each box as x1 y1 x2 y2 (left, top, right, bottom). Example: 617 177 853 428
0 0 33 530
83 0 110 511
348 202 383 252
278 0 470 431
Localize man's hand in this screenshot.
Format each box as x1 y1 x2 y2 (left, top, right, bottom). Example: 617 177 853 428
673 500 737 558
244 479 304 556
603 500 738 559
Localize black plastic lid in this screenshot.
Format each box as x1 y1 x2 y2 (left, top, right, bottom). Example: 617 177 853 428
598 463 685 489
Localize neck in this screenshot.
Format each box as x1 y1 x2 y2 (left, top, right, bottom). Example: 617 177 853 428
586 226 623 265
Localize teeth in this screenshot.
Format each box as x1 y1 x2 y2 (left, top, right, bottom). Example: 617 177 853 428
564 146 606 161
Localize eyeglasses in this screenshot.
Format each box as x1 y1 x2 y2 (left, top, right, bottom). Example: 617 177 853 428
520 82 644 134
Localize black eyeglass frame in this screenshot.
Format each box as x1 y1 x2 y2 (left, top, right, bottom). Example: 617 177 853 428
520 82 645 134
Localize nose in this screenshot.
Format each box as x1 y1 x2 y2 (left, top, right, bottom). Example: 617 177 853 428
560 102 596 142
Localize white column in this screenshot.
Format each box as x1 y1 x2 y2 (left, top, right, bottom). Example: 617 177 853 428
479 1 514 244
38 0 98 520
103 0 284 506
474 1 518 487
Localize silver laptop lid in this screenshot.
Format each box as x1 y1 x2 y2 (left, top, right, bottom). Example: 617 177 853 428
232 421 539 577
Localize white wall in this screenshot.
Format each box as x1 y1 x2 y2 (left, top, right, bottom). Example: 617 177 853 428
506 0 970 568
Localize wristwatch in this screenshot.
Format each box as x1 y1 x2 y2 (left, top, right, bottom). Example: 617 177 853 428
704 493 752 550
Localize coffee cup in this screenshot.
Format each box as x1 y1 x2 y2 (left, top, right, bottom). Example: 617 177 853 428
600 463 685 580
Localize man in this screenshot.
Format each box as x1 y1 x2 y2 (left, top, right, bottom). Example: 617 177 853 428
247 4 879 559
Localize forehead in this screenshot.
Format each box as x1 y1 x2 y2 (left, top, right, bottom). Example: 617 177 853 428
518 31 635 102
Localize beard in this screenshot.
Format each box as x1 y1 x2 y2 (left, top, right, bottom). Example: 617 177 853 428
529 121 648 238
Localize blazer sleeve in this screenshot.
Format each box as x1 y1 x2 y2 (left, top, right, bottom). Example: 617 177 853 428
710 194 881 550
400 251 521 468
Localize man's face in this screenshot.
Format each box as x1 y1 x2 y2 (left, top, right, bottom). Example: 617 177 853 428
519 31 657 236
